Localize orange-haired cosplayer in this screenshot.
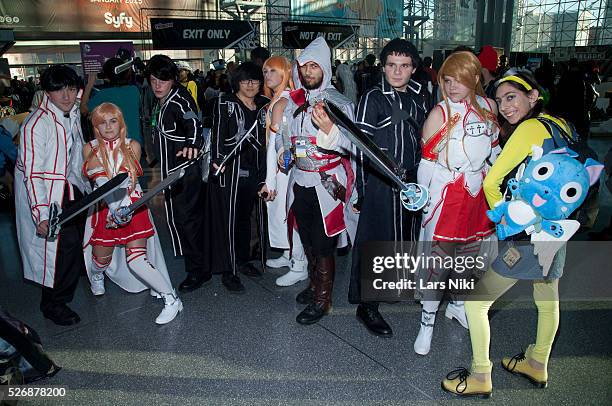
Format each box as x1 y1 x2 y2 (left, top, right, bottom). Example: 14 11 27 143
413 51 501 356
259 56 309 287
82 102 183 324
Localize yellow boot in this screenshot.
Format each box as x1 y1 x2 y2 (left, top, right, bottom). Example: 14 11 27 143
502 351 547 388
441 368 492 398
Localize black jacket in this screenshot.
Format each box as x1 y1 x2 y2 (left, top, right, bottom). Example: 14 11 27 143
210 93 269 185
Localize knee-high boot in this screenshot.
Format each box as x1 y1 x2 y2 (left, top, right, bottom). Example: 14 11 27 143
295 248 316 305
296 255 335 325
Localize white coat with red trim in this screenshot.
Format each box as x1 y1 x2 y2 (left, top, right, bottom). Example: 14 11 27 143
284 37 359 245
14 93 89 288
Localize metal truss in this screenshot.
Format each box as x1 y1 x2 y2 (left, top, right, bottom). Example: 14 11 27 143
513 0 612 52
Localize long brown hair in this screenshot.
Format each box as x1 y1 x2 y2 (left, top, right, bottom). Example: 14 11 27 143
438 51 493 167
89 102 139 187
262 56 294 142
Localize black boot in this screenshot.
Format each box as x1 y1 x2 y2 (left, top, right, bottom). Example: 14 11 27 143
296 255 335 325
295 249 316 305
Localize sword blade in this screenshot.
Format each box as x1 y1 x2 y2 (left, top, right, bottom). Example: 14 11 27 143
127 167 186 214
322 100 408 190
55 172 129 227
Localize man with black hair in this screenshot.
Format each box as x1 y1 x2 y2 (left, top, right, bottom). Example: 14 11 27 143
250 47 271 68
348 38 429 336
14 65 90 326
146 54 208 293
207 61 268 292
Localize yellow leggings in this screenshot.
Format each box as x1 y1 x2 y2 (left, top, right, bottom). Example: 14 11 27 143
465 270 559 374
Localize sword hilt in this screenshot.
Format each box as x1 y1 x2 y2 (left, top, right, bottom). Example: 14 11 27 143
46 202 61 240
111 206 133 226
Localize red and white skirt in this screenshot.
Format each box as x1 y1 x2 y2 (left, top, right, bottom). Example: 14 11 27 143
89 200 155 247
432 173 494 242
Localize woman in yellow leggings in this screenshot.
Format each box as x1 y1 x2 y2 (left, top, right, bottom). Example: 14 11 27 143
441 71 576 398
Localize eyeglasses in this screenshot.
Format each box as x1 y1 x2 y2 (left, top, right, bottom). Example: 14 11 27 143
240 80 260 86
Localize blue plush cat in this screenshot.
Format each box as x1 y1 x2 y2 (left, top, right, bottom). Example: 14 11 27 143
487 146 604 241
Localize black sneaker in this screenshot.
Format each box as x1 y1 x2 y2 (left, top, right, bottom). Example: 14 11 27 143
42 304 80 326
222 274 245 294
239 263 263 278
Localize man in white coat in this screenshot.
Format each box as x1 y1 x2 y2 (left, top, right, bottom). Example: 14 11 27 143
283 37 358 325
14 65 90 326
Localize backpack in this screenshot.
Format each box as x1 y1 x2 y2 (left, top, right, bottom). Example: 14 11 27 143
537 116 600 229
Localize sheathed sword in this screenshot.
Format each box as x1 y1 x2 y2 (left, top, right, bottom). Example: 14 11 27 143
47 172 129 240
321 100 429 211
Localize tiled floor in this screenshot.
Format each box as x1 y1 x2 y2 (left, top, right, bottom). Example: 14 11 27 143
1 137 611 405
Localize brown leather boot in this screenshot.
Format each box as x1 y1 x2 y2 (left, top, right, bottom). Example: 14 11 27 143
296 255 335 325
295 249 316 305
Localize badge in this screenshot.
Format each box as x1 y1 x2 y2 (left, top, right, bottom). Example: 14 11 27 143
502 246 521 268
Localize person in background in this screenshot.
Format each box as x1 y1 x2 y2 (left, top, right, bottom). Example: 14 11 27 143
478 45 499 100
176 61 200 111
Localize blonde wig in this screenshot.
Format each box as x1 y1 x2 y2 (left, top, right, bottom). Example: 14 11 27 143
89 102 139 188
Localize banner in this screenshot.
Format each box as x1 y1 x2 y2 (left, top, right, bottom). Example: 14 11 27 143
0 1 199 33
282 22 358 49
290 0 403 39
80 41 134 75
150 18 260 50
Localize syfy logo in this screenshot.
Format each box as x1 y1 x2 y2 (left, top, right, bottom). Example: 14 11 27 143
104 12 133 29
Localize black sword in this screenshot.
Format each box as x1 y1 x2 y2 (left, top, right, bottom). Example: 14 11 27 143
46 172 129 239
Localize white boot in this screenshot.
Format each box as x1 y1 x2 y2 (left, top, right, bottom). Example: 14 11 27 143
414 310 436 355
275 258 309 287
266 251 291 268
90 272 105 296
445 301 469 329
155 291 183 325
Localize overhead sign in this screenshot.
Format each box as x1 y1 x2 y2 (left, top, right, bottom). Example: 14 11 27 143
0 1 199 33
80 42 134 75
282 22 358 49
151 18 260 50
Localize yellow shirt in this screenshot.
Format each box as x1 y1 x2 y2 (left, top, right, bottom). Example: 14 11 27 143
483 114 571 208
181 80 199 111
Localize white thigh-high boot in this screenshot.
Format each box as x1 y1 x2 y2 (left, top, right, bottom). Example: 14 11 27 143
276 230 308 287
414 300 439 355
90 254 111 296
445 242 479 330
126 247 183 324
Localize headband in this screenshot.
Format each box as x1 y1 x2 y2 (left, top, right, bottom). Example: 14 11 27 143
498 75 544 100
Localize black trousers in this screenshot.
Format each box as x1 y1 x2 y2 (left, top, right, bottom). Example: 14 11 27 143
291 184 337 257
40 185 86 312
235 174 260 266
205 170 260 274
167 164 207 277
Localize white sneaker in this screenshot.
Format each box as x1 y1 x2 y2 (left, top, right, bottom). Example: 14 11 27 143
445 301 469 329
155 291 183 325
266 251 291 268
414 310 436 355
90 273 105 296
275 258 308 287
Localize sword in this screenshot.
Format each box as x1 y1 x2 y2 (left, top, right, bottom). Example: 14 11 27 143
46 172 129 240
213 120 260 176
321 100 429 211
112 151 207 224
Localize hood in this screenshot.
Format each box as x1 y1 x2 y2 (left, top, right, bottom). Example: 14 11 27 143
295 37 332 93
